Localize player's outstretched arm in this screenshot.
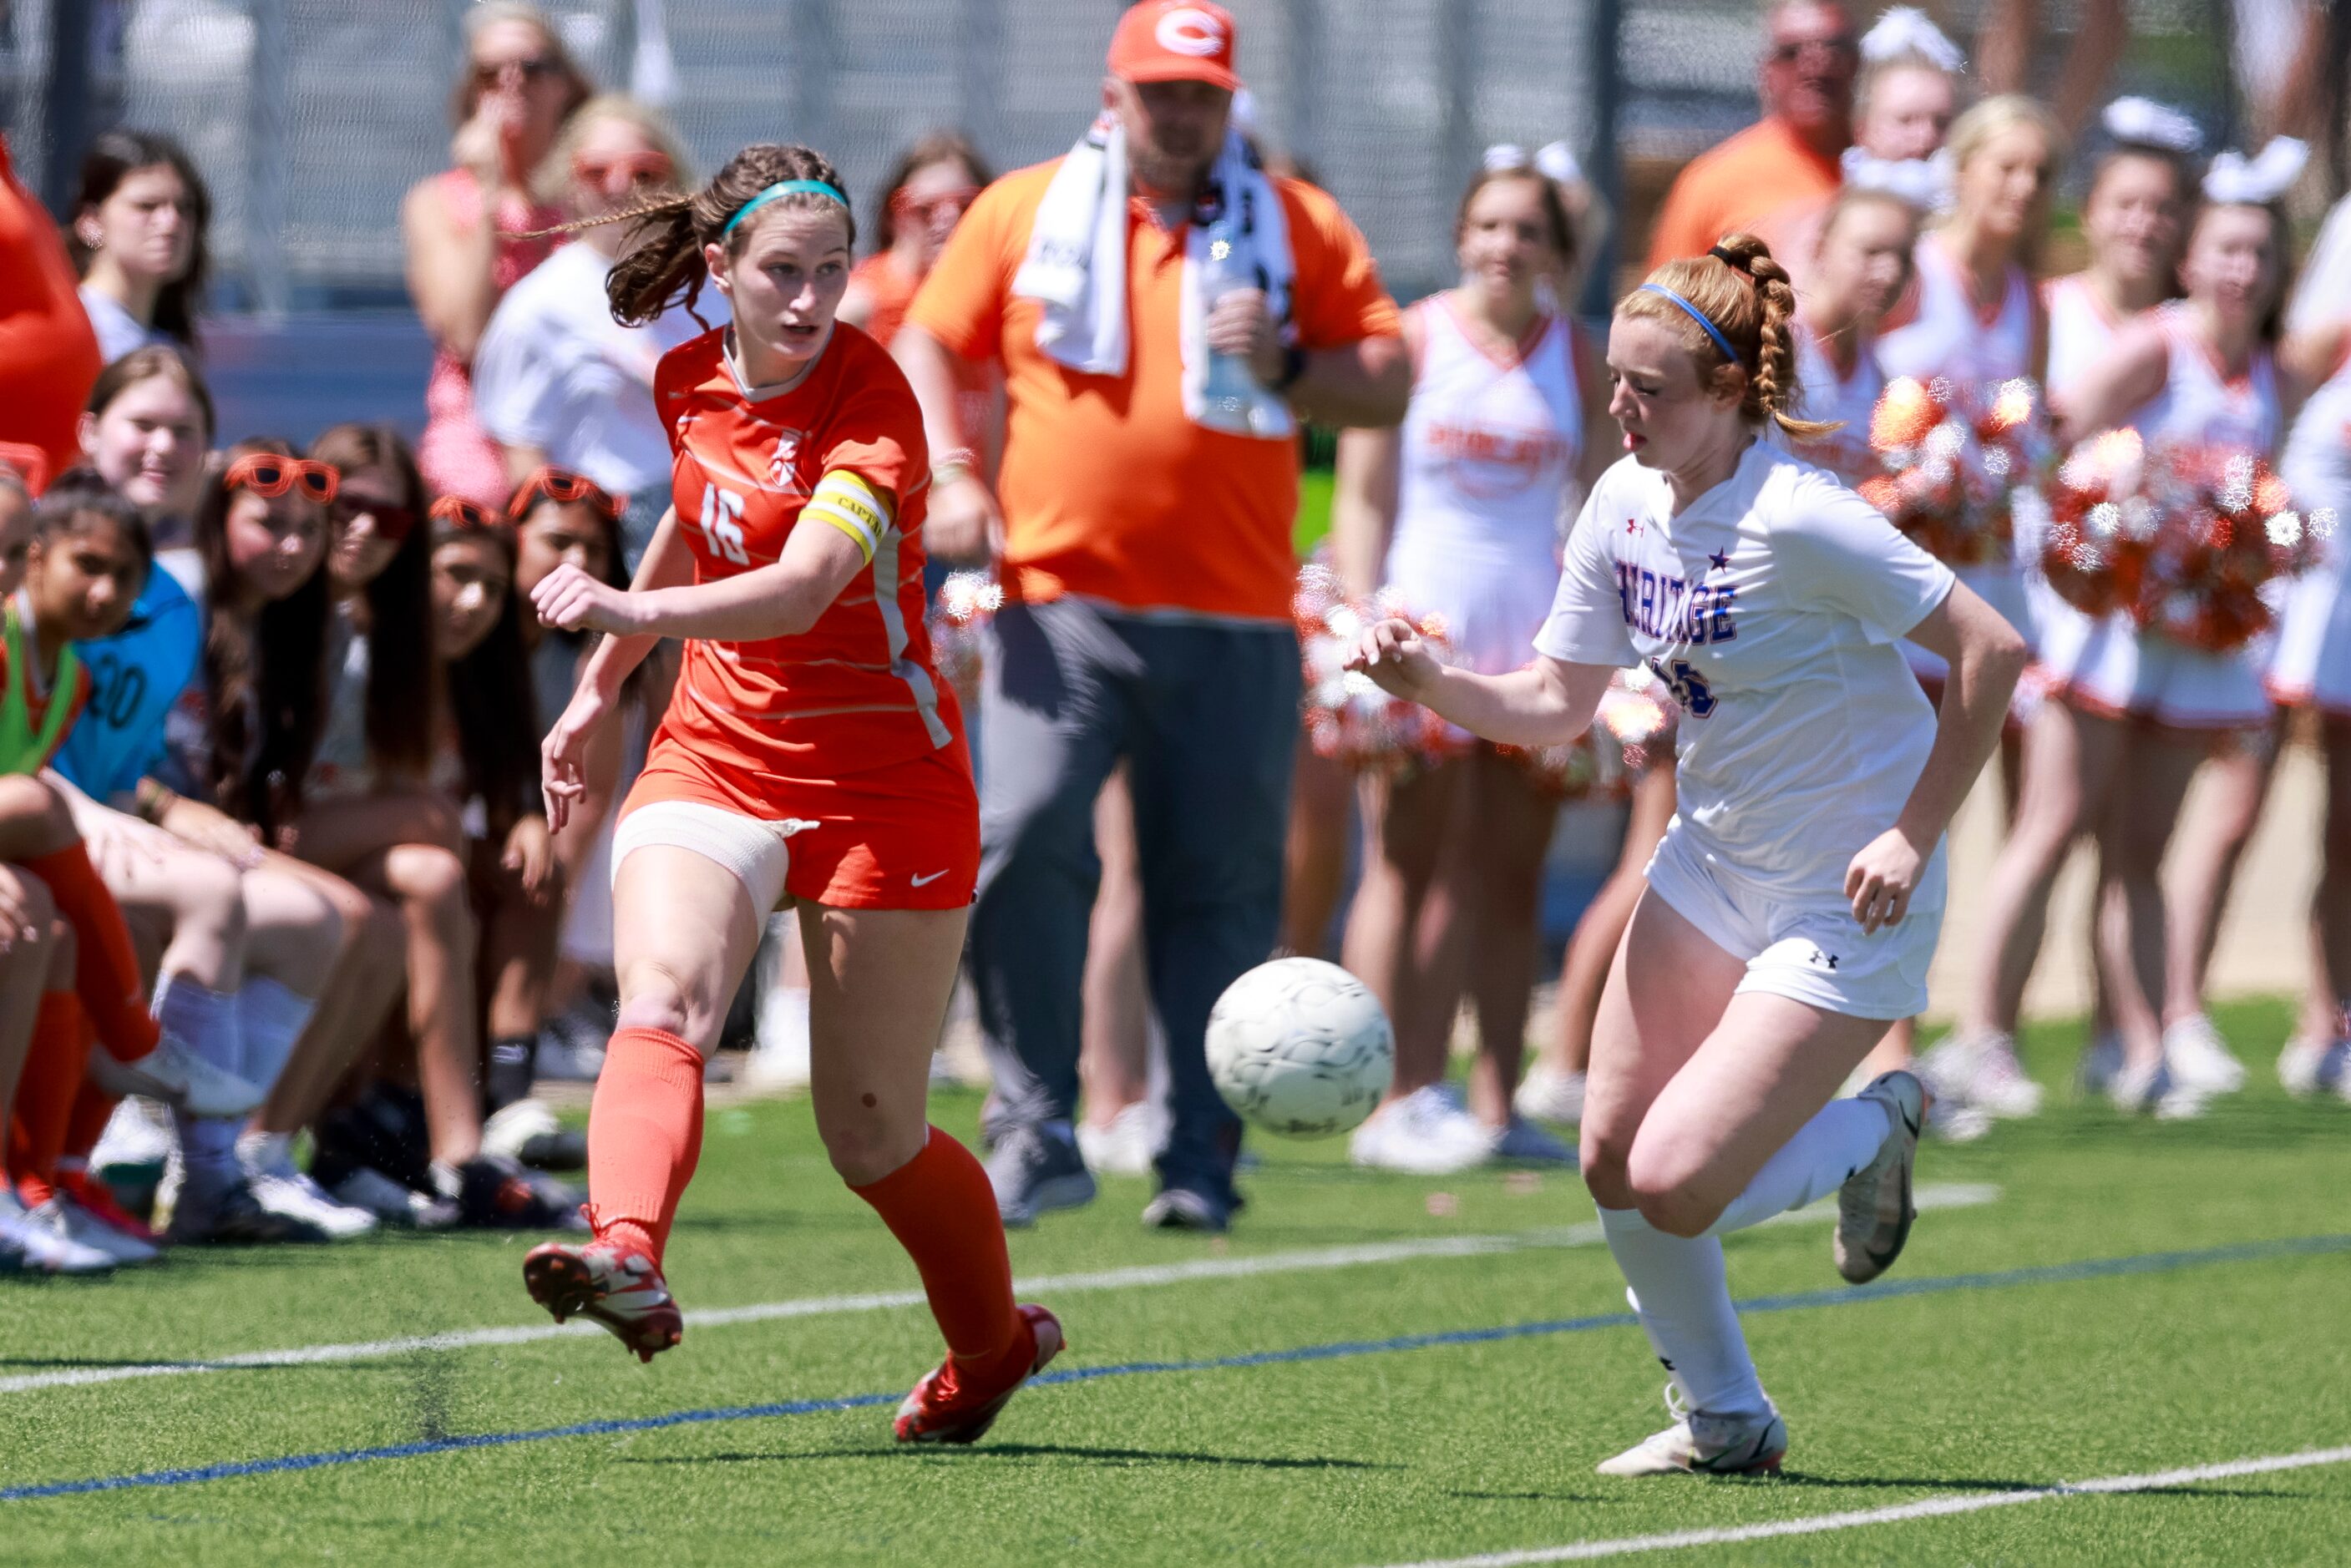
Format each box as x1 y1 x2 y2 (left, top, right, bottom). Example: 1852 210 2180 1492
1344 618 1610 749
1844 581 2029 932
539 505 691 831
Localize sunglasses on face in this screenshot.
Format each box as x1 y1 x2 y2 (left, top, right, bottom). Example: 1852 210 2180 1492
508 465 621 522
574 150 674 188
430 494 504 533
474 55 560 90
891 186 980 224
225 453 339 504
331 493 418 544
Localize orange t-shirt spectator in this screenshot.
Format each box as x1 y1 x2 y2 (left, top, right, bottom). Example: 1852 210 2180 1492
0 136 104 488
1648 0 1859 268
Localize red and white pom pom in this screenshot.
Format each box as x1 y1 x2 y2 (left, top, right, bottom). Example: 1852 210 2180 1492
1496 665 1678 799
1295 562 1460 772
929 569 1003 692
2041 427 2159 617
1857 376 2053 566
2126 443 2333 653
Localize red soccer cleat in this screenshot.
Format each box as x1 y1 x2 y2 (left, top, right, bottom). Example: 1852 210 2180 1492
58 1167 159 1244
893 1303 1064 1445
522 1237 685 1363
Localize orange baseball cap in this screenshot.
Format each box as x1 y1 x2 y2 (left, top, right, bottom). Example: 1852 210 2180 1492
1107 1 1240 92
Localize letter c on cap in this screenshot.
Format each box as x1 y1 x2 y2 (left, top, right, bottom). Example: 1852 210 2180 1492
1156 6 1225 56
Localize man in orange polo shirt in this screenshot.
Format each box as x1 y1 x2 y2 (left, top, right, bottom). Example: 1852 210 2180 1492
898 0 1406 1233
1647 0 1860 267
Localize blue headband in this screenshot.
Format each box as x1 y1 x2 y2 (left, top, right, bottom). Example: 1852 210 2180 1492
720 179 849 239
1639 284 1738 362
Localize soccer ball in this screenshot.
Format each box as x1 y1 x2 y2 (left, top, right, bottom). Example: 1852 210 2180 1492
1206 958 1394 1138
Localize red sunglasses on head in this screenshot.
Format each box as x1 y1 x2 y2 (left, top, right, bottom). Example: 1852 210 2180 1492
509 465 621 522
430 494 503 533
890 185 980 225
225 453 339 504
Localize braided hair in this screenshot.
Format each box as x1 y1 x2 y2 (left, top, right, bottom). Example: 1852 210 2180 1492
1619 234 1838 442
527 144 855 326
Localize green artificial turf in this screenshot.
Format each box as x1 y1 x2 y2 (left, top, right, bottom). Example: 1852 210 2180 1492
3 994 2348 1565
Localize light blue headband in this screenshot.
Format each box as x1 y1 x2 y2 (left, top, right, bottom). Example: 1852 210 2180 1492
721 179 849 239
1639 283 1737 362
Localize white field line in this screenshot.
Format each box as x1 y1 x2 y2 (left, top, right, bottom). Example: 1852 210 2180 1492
1367 1444 2351 1566
0 1183 1998 1398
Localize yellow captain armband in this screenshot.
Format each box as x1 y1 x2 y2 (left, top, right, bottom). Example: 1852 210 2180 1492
803 470 890 564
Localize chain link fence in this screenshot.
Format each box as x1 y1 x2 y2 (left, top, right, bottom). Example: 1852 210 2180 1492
3 0 2273 309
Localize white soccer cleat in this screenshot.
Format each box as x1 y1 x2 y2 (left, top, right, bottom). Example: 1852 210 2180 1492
2108 1056 2209 1120
1512 1065 1587 1125
1348 1085 1493 1175
27 1192 160 1266
1835 1071 1922 1284
239 1133 378 1241
1596 1386 1788 1477
2162 1014 2246 1095
90 1095 177 1181
88 1038 264 1120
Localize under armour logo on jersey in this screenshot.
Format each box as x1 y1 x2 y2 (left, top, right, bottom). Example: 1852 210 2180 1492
1811 948 1840 970
1625 517 1641 536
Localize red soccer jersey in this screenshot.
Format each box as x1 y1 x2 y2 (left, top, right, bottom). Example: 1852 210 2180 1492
647 323 955 798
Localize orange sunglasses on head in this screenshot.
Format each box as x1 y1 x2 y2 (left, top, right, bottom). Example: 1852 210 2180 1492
508 466 620 521
225 452 339 504
430 494 504 532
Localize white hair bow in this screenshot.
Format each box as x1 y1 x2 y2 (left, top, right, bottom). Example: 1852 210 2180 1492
1535 140 1582 185
1841 145 1952 210
2101 97 2202 154
1859 6 1964 72
2203 137 2309 205
1231 88 1262 138
1482 143 1529 172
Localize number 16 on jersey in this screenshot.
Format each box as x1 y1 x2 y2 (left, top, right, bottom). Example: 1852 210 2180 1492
697 484 751 565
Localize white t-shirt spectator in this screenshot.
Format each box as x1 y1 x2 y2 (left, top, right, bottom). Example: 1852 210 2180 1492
1535 441 1953 898
79 285 170 364
472 240 726 504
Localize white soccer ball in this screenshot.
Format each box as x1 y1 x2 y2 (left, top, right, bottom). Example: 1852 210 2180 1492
1206 958 1394 1138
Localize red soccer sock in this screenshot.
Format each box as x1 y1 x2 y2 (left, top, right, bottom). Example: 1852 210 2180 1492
8 991 90 1199
849 1127 1021 1370
585 1026 706 1265
21 843 160 1064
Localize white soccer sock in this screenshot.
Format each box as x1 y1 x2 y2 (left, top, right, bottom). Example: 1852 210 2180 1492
1599 1204 1768 1419
236 975 318 1097
157 974 246 1195
1702 1096 1892 1238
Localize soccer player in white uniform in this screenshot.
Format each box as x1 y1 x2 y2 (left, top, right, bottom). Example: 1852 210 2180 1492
1961 146 2308 1116
1333 154 1611 1173
1350 235 2028 1474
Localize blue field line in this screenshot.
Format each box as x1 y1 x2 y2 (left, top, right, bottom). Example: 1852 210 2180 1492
6 1231 2345 1505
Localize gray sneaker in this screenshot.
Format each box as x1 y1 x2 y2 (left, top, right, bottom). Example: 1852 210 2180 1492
1835 1071 1922 1284
984 1123 1095 1228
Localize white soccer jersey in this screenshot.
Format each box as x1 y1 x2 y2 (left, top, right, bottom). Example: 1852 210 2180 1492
1535 441 1954 898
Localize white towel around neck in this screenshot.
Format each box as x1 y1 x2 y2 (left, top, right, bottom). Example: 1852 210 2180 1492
1012 114 1296 438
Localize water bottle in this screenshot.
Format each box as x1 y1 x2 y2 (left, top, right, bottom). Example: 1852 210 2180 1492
1198 215 1257 423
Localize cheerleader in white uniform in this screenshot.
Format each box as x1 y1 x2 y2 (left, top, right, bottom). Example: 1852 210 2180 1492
1876 95 2060 682
1333 158 1613 1172
2268 189 2351 1093
1791 178 1919 483
1959 155 2311 1114
1350 235 2026 1474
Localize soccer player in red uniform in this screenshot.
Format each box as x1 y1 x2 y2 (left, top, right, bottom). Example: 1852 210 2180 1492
521 143 1061 1445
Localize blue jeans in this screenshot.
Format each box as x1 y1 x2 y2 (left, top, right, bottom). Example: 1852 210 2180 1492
969 597 1300 1202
